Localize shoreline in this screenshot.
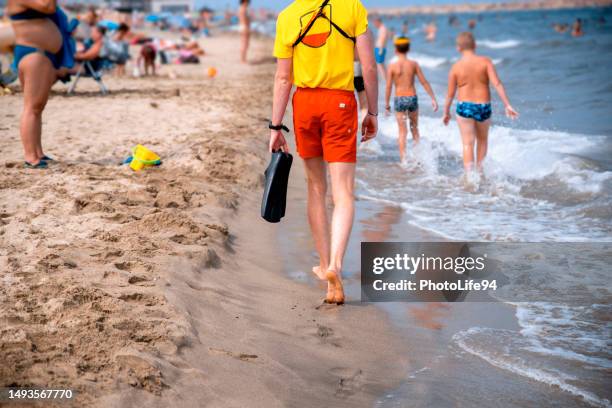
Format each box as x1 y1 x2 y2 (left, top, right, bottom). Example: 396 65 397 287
280 189 602 407
0 33 408 406
277 117 603 406
369 0 612 15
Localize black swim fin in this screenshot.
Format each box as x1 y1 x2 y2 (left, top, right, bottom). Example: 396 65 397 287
261 151 293 223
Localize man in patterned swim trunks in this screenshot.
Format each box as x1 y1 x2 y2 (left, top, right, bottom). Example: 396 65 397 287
443 32 519 173
385 37 438 163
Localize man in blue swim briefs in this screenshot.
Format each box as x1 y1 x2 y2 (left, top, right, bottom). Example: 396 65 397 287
372 16 389 82
443 31 519 173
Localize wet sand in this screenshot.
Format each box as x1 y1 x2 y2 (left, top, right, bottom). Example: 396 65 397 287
279 188 598 407
0 34 407 407
279 130 598 407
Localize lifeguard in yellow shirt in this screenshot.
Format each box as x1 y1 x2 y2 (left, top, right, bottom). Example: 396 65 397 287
269 0 378 305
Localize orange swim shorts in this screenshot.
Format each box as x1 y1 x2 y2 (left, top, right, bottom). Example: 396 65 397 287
292 87 358 163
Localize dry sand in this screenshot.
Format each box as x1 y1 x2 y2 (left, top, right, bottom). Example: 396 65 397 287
0 34 407 407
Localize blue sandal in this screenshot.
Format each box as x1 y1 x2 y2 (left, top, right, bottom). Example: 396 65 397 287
24 161 48 169
41 155 54 162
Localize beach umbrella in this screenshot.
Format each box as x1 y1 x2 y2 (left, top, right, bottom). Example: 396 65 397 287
99 20 120 30
145 14 161 23
167 15 192 28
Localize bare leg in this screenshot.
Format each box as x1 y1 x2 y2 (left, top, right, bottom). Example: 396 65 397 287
240 30 250 64
326 162 356 305
395 112 408 162
475 119 491 171
376 63 387 83
408 110 420 144
19 53 55 164
357 90 367 117
303 157 330 283
456 116 477 172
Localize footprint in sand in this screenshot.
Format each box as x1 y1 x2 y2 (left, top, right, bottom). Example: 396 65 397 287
0 212 12 226
103 212 139 224
185 280 204 291
37 254 77 271
114 261 153 274
118 292 162 306
208 347 258 362
74 192 117 211
101 250 124 260
115 353 165 394
316 324 342 348
317 324 333 338
329 367 364 397
127 275 153 286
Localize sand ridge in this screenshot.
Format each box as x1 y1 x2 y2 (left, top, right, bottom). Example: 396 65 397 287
0 34 407 407
0 35 273 405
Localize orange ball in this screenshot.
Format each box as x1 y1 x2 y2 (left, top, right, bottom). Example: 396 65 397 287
207 67 217 78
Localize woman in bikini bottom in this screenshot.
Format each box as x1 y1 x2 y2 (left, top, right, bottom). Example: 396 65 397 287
8 0 75 168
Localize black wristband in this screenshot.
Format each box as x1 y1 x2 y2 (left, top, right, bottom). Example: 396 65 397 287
367 111 378 117
269 122 290 132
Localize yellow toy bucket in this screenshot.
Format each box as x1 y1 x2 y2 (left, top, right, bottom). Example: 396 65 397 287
129 144 161 171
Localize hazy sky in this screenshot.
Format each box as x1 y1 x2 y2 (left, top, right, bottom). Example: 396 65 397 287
198 0 512 11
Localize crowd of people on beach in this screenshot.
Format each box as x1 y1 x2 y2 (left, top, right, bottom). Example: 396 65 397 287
0 0 261 168
0 0 597 304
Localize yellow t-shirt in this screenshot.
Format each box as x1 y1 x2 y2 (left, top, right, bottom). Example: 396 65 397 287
274 0 368 91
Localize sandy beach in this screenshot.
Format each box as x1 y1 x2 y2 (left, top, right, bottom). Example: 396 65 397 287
0 34 407 407
2 2 610 407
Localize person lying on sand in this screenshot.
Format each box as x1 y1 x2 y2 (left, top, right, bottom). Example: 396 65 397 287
443 32 518 174
384 37 438 163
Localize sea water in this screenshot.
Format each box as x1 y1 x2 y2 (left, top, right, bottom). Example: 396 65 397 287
361 8 611 407
264 6 611 406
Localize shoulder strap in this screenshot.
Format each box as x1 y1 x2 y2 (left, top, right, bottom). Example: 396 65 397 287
320 14 355 43
292 0 331 47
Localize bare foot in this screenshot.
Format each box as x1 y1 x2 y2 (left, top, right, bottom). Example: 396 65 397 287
325 280 335 304
312 265 327 280
325 270 345 305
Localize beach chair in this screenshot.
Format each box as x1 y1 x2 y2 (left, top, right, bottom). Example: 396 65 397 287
68 35 117 96
67 58 110 95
